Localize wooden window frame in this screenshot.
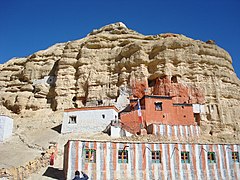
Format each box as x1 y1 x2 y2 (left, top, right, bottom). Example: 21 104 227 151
232 152 239 162
152 151 161 163
118 150 128 163
181 151 190 163
85 149 96 163
207 152 216 163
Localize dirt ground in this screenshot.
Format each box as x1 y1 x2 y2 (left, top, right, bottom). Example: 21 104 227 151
0 109 112 179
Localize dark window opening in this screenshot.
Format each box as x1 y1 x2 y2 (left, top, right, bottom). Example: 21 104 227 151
171 76 178 83
97 100 103 105
208 152 216 163
68 116 77 124
155 102 162 111
102 114 105 119
181 151 190 163
118 150 128 163
194 113 201 126
85 149 96 163
232 152 239 162
183 115 186 118
148 79 156 87
163 115 165 118
152 151 161 163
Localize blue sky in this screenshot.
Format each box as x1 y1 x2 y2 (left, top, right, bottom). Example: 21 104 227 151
0 0 239 78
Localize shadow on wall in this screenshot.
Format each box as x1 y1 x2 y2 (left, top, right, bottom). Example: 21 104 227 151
51 124 62 134
43 166 64 180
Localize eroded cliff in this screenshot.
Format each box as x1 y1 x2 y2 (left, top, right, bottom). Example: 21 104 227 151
0 22 239 142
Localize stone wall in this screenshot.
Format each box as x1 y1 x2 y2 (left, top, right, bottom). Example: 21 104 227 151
0 145 57 179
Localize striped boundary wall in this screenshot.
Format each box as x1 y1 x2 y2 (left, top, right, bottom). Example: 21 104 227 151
64 141 239 180
149 124 200 139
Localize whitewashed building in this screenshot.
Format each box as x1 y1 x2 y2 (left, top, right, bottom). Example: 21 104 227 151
64 140 240 180
0 115 13 142
61 106 119 134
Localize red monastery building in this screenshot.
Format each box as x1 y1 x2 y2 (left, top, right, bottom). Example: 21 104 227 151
121 95 199 134
120 75 204 135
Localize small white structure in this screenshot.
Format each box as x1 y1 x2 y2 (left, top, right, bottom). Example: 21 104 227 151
192 104 205 113
0 115 13 142
110 126 132 138
61 106 119 134
33 75 56 86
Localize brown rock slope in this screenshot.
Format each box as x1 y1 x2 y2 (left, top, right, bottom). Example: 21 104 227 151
0 22 239 142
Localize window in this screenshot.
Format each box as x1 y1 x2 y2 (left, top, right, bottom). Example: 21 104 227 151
118 150 128 163
232 152 239 162
85 149 96 163
68 116 77 124
194 113 200 126
208 152 216 163
155 102 162 111
97 100 103 105
152 151 161 163
181 151 190 163
102 114 105 119
171 76 178 83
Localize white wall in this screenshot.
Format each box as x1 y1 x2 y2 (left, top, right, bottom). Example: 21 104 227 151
111 126 122 138
0 115 13 142
111 126 132 138
61 109 118 134
65 141 240 180
193 104 205 113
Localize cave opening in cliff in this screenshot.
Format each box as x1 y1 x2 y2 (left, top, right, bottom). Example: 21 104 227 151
72 96 78 108
171 76 178 83
148 79 156 87
72 96 77 102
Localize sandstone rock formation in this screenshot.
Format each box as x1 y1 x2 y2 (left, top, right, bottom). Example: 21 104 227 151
0 22 239 141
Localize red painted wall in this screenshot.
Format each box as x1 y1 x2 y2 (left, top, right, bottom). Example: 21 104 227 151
120 95 196 134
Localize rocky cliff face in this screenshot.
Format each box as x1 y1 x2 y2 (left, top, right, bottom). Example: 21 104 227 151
0 22 239 141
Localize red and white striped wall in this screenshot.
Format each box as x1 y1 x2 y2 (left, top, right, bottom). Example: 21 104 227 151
148 124 200 139
64 140 240 180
